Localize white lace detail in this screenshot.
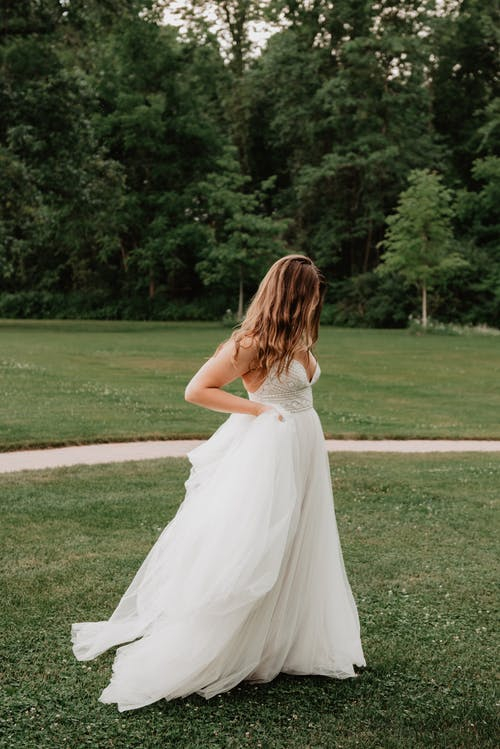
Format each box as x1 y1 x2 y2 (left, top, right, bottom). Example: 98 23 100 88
247 359 321 413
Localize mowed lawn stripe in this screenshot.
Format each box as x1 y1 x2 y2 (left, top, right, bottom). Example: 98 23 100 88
1 319 499 449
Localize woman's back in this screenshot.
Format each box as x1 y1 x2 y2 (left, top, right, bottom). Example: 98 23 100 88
246 357 321 414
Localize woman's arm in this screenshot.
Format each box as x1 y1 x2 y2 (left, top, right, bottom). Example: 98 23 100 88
184 338 278 418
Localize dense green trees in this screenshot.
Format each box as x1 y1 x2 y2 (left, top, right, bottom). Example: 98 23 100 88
195 146 287 317
248 1 444 277
91 17 228 302
0 0 498 325
0 32 124 295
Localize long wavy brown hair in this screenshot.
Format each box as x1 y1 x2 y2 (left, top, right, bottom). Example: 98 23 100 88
220 254 326 378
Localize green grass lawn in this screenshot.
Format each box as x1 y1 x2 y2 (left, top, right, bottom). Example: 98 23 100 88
1 319 499 450
0 453 497 749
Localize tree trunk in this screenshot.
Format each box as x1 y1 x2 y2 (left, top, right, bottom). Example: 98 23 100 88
422 282 427 328
237 267 244 320
149 273 155 300
362 217 373 273
120 244 128 272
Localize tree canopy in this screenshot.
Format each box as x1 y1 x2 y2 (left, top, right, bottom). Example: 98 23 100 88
377 169 467 326
0 0 498 326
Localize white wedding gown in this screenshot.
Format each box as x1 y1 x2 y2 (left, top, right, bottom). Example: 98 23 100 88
71 358 365 711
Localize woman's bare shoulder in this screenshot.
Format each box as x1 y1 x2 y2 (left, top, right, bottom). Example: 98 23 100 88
216 334 259 371
237 333 259 351
235 334 261 364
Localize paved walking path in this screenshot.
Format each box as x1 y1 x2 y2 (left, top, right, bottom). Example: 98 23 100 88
1 439 500 474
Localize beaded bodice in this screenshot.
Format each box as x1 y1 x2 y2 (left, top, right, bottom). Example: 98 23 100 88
246 358 321 414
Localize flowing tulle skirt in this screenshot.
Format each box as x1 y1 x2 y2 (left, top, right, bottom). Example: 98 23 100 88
71 408 365 711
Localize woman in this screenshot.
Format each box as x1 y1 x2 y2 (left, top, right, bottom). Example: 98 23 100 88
71 254 365 711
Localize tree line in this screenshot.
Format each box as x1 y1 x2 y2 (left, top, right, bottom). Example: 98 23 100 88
1 0 498 327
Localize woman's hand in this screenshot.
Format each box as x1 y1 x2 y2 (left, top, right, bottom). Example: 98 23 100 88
254 403 284 421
